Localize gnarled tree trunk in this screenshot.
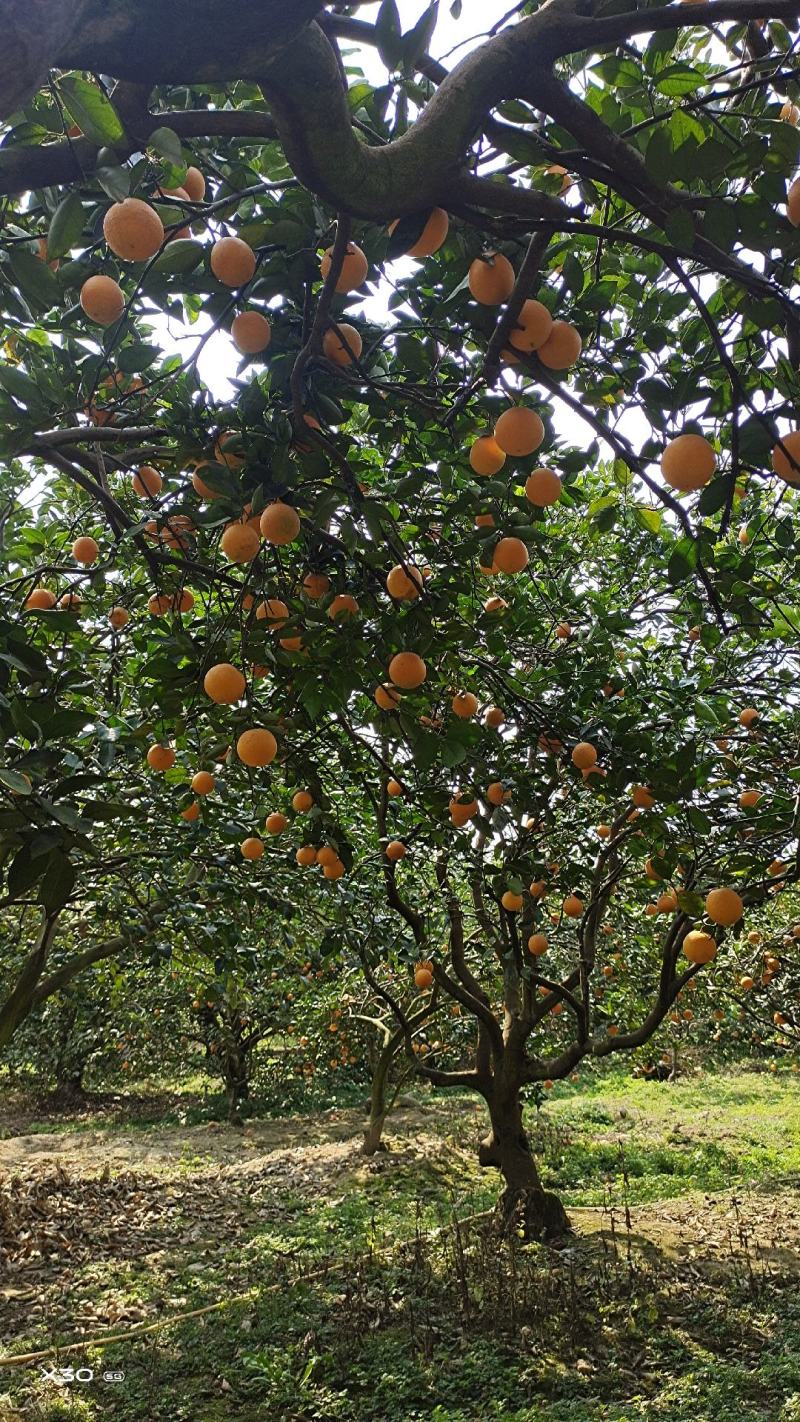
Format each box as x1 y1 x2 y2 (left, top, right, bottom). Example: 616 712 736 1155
480 1087 570 1242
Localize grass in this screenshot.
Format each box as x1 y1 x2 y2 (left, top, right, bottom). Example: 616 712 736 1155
2 1063 800 1421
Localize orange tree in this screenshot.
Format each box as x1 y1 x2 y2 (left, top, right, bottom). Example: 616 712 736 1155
2 1 800 1233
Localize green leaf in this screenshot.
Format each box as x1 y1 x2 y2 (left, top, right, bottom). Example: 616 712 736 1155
59 75 124 146
376 0 403 68
7 248 60 310
664 208 695 251
634 506 662 535
150 239 204 275
0 362 41 402
402 1 439 71
47 191 85 261
148 126 184 167
38 850 76 911
656 64 703 98
95 165 131 202
0 768 32 794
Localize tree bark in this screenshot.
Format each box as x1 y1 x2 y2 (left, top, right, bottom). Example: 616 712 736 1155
480 1088 571 1242
0 911 60 1052
362 1037 394 1156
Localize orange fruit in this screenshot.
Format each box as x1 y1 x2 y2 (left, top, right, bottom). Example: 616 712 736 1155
388 207 449 257
236 728 277 767
414 964 434 989
452 691 478 719
571 742 597 770
80 274 125 325
493 537 529 573
323 859 345 880
661 433 716 492
449 796 478 826
562 893 584 918
501 891 523 912
147 743 175 771
386 563 423 600
180 166 205 201
214 430 245 469
72 536 99 565
509 299 552 353
296 845 317 866
260 502 301 545
203 662 246 704
58 592 81 612
375 683 402 711
132 465 162 498
555 622 571 639
597 824 611 839
389 652 427 689
221 522 260 562
739 707 759 728
320 241 368 292
256 599 289 629
527 933 548 956
470 436 506 476
529 880 545 898
631 785 655 809
328 593 360 619
657 890 677 914
266 812 288 835
103 198 164 261
303 571 330 599
705 887 743 926
191 771 215 795
292 790 314 812
484 706 505 728
190 463 222 500
210 236 256 286
25 588 56 610
483 596 507 615
494 407 544 457
682 930 716 965
180 801 200 822
108 606 129 629
316 845 338 868
468 251 515 304
525 467 562 507
486 781 509 805
386 839 407 861
387 778 403 796
537 320 582 369
322 323 362 366
240 837 264 861
772 429 800 482
739 789 761 809
231 311 271 354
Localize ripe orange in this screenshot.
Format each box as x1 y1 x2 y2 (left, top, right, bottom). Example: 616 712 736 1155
705 887 743 926
256 599 289 629
597 824 611 839
494 407 545 457
179 166 205 201
189 463 221 500
631 785 655 809
132 465 162 498
529 880 545 898
72 536 99 565
328 593 360 619
772 429 800 482
470 436 506 476
452 691 478 719
221 522 260 562
323 859 345 880
501 891 523 912
58 592 82 612
682 930 716 964
266 812 288 834
387 778 403 797
375 683 402 711
80 274 125 325
562 893 584 918
260 502 301 546
509 299 553 353
191 771 215 795
389 207 449 257
108 606 129 629
322 322 363 366
203 662 246 704
180 801 200 822
525 467 562 507
386 563 423 599
657 890 677 914
147 744 175 771
303 571 330 599
25 588 56 610
240 837 264 861
296 845 317 866
537 320 582 369
571 742 597 770
292 790 314 812
486 781 509 805
236 728 278 767
449 795 478 826
527 933 548 956
468 251 515 304
320 241 368 292
739 707 759 728
661 433 716 492
386 839 407 861
103 198 164 261
493 537 529 573
210 236 256 286
484 706 505 728
231 311 271 354
389 652 427 689
555 622 571 639
739 789 761 809
483 596 507 615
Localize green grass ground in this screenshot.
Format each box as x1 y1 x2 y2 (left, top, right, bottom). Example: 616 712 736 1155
2 1064 800 1421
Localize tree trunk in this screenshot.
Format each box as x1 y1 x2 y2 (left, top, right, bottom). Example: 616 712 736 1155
361 1034 396 1155
0 912 60 1052
480 1089 571 1242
